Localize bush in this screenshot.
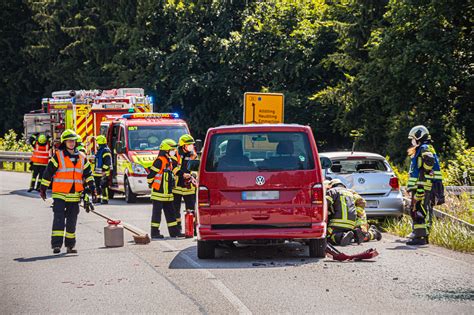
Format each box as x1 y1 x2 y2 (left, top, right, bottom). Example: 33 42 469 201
0 129 31 152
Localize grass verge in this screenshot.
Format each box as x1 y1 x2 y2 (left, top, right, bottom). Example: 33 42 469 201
381 215 474 253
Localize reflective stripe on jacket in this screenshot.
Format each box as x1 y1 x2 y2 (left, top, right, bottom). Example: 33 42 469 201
31 143 50 165
150 156 174 201
326 187 357 230
52 151 85 193
408 143 442 190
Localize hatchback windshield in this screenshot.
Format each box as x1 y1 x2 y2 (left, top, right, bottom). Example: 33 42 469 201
127 125 188 151
205 132 314 172
328 158 388 174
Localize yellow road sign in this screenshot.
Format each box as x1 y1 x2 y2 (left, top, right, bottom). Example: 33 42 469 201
244 92 284 124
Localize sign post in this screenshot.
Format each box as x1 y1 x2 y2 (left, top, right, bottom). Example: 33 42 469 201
243 92 284 124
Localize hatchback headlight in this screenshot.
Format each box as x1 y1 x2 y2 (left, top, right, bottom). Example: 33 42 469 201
131 163 147 175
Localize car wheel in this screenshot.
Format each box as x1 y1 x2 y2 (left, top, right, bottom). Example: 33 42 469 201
309 238 327 258
197 240 216 259
124 178 137 203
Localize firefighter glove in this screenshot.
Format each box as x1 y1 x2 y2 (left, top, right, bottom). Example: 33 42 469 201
39 187 47 200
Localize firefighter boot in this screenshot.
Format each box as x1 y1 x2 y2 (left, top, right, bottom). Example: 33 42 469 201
340 231 354 247
28 187 34 193
169 226 185 238
353 228 365 244
369 225 382 241
53 247 61 254
151 230 164 239
67 247 78 254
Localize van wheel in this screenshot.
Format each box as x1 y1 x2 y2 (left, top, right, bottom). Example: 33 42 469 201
124 178 137 203
197 240 216 259
309 238 327 258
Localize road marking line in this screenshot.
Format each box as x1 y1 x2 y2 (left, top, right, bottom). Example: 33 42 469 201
160 241 252 315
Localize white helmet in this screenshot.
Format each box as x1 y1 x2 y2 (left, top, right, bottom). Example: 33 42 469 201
408 125 429 140
329 178 346 188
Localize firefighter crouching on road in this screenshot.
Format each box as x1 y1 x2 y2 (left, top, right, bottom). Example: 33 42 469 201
352 192 382 243
39 129 96 254
406 125 444 246
93 135 112 204
28 134 51 192
147 139 184 239
326 179 357 246
172 134 198 234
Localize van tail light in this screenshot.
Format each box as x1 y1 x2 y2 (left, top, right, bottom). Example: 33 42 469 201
198 186 210 207
389 177 400 191
311 183 324 204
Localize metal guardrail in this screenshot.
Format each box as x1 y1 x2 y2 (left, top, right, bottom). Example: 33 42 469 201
0 151 32 171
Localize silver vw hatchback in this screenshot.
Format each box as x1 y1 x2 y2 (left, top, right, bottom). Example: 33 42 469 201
320 151 404 217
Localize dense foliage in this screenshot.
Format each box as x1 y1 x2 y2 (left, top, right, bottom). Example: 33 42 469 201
1 0 472 163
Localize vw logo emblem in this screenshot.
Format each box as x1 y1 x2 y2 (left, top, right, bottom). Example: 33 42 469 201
358 178 365 184
255 176 265 186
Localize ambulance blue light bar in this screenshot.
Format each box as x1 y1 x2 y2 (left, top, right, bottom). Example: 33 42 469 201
122 113 179 119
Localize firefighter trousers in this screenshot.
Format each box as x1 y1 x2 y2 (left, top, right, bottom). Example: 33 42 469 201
410 190 433 239
93 175 109 201
151 200 179 237
327 226 352 245
51 198 80 249
172 193 196 230
30 165 46 189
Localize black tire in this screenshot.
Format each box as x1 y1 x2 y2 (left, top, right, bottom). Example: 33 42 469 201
197 240 216 259
309 238 327 258
124 178 137 203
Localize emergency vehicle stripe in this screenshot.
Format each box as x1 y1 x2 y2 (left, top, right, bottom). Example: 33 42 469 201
85 114 93 139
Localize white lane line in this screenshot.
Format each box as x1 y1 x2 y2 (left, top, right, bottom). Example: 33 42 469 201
160 241 252 315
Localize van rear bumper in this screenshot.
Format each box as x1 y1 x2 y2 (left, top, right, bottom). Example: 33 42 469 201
198 222 326 241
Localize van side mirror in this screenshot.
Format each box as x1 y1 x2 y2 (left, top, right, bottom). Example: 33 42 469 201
188 159 200 172
195 139 203 153
115 141 125 154
320 157 332 169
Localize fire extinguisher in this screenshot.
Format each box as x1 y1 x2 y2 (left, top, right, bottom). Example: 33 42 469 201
185 211 194 238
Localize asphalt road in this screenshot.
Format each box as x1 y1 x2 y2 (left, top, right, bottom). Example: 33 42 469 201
1 171 473 314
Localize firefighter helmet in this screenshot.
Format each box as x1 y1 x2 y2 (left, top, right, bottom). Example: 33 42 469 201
60 129 79 143
408 125 429 140
178 134 195 146
96 135 107 145
329 178 346 188
38 134 47 144
160 139 177 151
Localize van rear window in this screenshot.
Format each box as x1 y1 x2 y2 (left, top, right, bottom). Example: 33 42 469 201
205 132 315 172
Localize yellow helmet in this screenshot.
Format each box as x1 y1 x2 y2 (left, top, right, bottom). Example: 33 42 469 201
60 129 79 143
178 134 195 146
96 135 107 145
38 134 47 144
160 139 177 151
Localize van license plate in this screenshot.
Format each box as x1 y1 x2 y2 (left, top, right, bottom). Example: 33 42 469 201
242 191 279 200
366 200 379 208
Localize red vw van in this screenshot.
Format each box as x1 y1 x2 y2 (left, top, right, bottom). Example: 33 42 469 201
195 124 327 259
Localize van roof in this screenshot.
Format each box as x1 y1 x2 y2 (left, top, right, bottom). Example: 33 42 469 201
209 124 310 133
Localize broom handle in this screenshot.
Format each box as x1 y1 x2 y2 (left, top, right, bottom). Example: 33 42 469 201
90 210 141 236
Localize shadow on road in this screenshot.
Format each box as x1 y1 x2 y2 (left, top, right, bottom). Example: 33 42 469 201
168 242 325 269
385 239 428 251
14 254 77 263
9 189 44 199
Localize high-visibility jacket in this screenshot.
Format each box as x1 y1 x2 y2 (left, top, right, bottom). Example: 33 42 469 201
31 143 50 165
326 186 357 230
407 143 442 190
147 155 175 201
52 150 85 194
172 147 198 195
93 145 112 176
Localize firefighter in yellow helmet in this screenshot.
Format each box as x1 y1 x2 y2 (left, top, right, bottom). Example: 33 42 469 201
39 129 96 254
146 139 184 239
172 134 198 234
28 133 51 192
93 135 112 204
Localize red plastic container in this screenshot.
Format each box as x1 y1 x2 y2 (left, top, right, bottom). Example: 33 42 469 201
185 211 194 238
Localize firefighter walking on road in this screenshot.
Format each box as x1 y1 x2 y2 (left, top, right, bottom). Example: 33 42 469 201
93 135 112 204
406 125 444 245
172 134 198 234
39 129 95 254
28 134 51 192
147 139 184 239
326 179 357 246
